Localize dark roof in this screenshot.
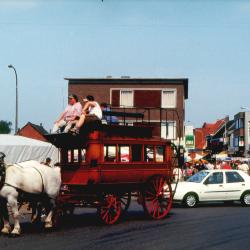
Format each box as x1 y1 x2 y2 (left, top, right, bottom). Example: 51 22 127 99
27 122 48 135
65 77 189 99
212 120 234 139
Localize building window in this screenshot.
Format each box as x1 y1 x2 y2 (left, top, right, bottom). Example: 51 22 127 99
234 137 239 147
239 136 244 147
161 121 176 140
120 90 133 107
161 89 176 108
236 118 244 129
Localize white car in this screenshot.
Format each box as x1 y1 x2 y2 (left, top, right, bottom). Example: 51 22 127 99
172 170 250 207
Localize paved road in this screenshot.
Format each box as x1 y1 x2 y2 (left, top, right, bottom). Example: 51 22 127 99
1 202 250 250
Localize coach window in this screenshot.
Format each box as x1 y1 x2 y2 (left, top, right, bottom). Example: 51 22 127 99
81 148 86 162
67 150 72 163
104 145 116 162
156 146 164 162
144 145 154 162
73 149 79 162
119 145 130 162
132 144 142 162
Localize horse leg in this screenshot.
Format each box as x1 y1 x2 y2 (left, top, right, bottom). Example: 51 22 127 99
44 199 55 229
31 201 43 224
0 197 11 234
7 195 21 236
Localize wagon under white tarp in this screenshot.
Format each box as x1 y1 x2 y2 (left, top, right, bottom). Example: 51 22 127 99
0 134 58 164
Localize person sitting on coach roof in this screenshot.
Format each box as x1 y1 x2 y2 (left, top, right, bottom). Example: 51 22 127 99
70 95 102 134
52 94 82 133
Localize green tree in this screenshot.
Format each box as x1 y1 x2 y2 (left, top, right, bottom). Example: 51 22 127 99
0 120 12 134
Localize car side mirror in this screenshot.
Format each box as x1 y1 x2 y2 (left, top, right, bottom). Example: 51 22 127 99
204 179 209 185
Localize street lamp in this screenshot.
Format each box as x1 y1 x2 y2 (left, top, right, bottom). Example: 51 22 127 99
8 64 18 134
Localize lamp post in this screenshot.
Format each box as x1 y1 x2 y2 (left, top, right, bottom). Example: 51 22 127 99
8 64 18 134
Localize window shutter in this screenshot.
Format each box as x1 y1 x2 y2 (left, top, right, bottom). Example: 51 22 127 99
111 90 120 106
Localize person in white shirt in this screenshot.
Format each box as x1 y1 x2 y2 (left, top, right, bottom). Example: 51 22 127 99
52 94 82 133
173 167 183 182
238 161 249 174
206 161 215 170
71 95 102 134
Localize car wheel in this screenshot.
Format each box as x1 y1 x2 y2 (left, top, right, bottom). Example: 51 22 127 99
241 192 250 206
183 193 198 208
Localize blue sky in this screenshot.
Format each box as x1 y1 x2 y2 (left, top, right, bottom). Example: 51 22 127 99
0 0 250 132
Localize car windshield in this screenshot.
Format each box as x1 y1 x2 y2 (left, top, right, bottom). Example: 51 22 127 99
187 171 209 183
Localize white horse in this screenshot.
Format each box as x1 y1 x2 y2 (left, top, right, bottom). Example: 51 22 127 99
0 153 61 236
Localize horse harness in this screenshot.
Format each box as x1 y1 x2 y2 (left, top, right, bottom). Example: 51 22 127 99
0 163 45 194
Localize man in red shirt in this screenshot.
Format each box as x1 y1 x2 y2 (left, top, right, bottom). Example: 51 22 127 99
221 161 232 169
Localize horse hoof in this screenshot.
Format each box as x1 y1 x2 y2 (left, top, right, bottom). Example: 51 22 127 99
10 228 21 237
1 227 11 235
44 222 53 229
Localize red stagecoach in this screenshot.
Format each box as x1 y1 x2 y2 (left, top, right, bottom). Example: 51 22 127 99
46 108 179 225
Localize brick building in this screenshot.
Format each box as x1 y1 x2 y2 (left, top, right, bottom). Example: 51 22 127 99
17 122 49 142
66 77 188 140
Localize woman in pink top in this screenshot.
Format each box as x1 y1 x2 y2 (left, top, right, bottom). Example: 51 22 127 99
52 94 82 133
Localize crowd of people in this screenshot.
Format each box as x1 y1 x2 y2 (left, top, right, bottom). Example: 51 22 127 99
173 159 250 182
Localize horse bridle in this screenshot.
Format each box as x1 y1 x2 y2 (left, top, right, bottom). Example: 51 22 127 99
0 152 6 189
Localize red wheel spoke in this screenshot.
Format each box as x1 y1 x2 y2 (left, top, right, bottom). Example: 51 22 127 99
98 194 121 225
143 177 173 220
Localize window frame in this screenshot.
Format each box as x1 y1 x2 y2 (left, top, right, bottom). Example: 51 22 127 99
120 89 134 107
161 89 177 108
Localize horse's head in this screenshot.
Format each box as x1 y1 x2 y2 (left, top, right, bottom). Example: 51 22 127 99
0 152 6 184
0 152 6 164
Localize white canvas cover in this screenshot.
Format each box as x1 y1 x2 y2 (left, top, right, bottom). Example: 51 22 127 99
0 135 59 165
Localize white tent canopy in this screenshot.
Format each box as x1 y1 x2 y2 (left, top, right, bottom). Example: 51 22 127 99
0 135 59 165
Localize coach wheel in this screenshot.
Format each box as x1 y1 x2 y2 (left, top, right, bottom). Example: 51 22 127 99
142 175 172 220
120 192 131 212
98 194 122 225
